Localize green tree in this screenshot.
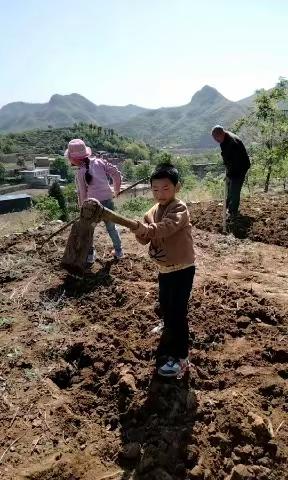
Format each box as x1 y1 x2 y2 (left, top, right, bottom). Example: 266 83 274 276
2 140 14 154
151 153 191 182
173 157 191 182
0 163 6 184
122 159 136 181
125 144 149 161
49 182 68 221
51 156 74 183
102 140 115 152
274 149 288 190
134 162 152 181
51 156 69 178
151 151 173 165
235 78 288 192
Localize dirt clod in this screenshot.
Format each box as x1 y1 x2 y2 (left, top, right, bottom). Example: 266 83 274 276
247 412 272 441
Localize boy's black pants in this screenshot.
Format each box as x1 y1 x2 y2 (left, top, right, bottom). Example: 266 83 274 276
158 265 195 360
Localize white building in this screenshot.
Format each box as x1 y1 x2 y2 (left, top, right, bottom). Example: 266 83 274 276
20 169 49 187
20 169 64 187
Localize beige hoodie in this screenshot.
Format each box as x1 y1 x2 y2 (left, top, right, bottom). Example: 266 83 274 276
134 198 195 269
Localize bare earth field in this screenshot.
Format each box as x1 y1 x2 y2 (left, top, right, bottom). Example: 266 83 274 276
0 195 287 480
189 194 288 247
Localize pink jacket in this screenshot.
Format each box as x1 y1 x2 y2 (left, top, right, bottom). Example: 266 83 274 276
76 157 122 206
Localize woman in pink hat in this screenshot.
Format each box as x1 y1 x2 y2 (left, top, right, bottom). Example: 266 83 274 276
65 138 123 263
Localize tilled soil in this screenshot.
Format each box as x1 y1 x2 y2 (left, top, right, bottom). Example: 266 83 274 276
0 220 287 480
189 194 288 247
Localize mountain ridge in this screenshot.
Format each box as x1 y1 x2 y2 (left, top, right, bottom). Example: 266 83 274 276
0 87 257 149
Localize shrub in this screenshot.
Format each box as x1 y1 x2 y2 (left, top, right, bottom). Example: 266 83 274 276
63 183 79 215
49 182 68 221
35 196 61 220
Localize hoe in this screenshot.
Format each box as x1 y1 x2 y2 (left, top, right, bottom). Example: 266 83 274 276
61 198 138 273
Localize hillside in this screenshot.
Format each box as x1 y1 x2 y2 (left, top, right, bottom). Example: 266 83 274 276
114 86 250 148
0 87 256 149
0 124 151 158
0 94 147 134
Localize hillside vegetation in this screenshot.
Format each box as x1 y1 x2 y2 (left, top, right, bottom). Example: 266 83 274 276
0 123 153 159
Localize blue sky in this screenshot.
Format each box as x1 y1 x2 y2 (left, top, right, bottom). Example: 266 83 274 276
0 0 287 108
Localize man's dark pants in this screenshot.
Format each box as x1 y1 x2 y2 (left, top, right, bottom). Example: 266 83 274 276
226 175 246 215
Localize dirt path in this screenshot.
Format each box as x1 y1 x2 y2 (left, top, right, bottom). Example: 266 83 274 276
0 220 287 480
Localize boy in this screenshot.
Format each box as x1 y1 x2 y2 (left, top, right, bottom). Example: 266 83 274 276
131 163 195 377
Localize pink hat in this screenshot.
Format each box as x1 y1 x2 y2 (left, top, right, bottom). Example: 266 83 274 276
65 139 92 165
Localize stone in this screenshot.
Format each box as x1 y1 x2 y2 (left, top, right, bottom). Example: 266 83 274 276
229 464 250 480
50 220 63 225
121 442 141 460
119 373 137 394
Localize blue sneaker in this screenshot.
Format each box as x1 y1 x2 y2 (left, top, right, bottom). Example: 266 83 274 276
158 357 190 378
112 249 124 259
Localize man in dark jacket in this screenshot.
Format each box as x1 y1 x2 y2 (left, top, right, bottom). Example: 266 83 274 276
212 125 250 217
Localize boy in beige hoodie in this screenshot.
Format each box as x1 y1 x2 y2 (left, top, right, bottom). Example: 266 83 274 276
131 163 195 377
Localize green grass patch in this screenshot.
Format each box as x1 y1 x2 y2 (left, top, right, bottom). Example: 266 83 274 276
118 196 154 218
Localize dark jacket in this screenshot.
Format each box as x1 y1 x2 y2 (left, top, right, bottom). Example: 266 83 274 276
220 131 250 178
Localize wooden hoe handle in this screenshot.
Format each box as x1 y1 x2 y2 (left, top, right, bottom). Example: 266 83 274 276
81 198 138 231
